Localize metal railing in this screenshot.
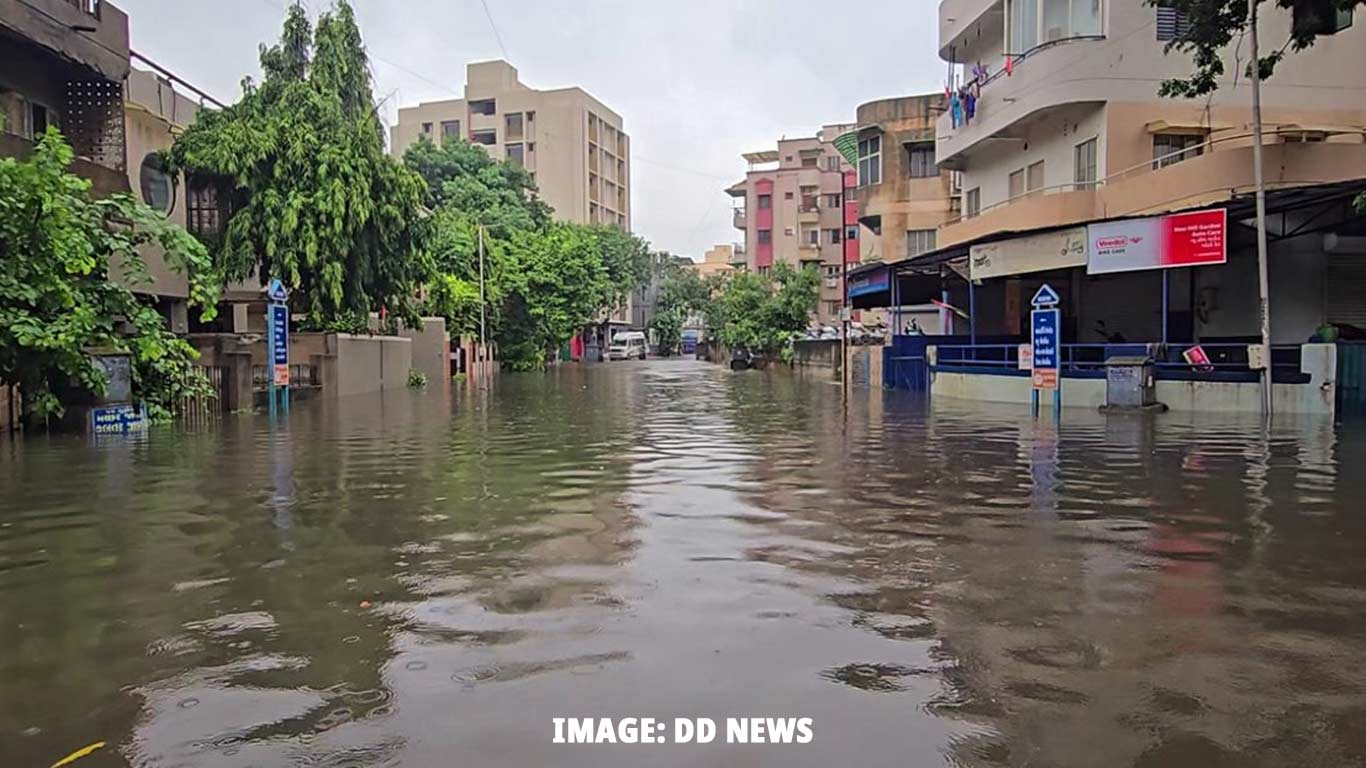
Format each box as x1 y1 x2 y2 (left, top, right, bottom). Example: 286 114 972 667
931 342 1306 380
950 127 1365 225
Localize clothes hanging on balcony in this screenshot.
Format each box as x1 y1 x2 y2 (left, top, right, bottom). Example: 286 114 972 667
965 93 977 121
1005 55 1014 76
950 93 963 128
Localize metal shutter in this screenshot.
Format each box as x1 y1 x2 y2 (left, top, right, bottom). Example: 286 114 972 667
1327 255 1366 327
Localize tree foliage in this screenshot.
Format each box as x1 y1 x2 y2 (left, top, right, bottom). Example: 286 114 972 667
1152 0 1364 98
649 264 711 356
0 131 218 422
170 1 432 328
402 136 653 369
705 263 819 354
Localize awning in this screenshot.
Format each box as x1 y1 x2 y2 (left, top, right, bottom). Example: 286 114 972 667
741 150 779 164
725 180 747 198
1145 119 1234 134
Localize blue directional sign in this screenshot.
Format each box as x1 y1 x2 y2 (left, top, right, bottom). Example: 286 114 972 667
266 278 290 303
1031 282 1061 308
90 403 147 434
1031 308 1061 371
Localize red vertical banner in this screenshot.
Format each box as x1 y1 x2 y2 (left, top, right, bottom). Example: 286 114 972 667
843 170 859 264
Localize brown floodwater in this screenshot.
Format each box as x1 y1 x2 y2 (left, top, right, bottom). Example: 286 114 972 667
3 360 1366 767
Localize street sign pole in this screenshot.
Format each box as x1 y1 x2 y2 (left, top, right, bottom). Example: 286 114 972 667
1031 283 1062 421
266 279 290 421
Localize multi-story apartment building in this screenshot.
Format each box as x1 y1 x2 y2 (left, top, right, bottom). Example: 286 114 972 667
393 60 630 230
728 126 859 325
935 0 1365 248
851 94 958 263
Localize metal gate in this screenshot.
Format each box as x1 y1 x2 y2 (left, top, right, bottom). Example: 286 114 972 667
1338 343 1366 420
178 365 225 427
885 336 931 394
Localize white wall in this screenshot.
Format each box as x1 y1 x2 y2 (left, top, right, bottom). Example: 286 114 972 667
960 103 1105 211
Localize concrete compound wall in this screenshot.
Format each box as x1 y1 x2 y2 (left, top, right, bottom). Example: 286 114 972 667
400 317 449 384
334 335 411 398
929 344 1336 415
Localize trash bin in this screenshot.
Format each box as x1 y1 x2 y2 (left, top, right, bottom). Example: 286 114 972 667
1104 355 1158 409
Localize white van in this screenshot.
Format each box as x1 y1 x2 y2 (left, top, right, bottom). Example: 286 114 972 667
607 331 647 361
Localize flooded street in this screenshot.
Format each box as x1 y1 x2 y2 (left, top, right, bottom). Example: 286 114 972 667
4 359 1366 767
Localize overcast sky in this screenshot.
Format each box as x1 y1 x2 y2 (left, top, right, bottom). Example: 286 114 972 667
115 0 944 260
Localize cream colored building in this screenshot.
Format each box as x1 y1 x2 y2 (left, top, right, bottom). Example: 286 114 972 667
122 67 208 334
935 0 1366 248
727 125 858 324
392 60 630 229
691 245 738 278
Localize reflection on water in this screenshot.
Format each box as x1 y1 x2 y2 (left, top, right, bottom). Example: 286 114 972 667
3 361 1366 767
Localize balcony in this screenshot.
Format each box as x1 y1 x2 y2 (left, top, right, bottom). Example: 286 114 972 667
798 204 820 224
936 36 1108 167
938 0 1001 60
0 132 128 196
939 137 1366 247
733 207 747 230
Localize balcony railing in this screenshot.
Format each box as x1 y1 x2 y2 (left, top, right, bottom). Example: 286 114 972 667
732 208 747 229
943 127 1366 234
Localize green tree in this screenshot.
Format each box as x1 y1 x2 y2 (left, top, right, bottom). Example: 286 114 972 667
0 131 219 422
403 136 552 232
706 263 818 355
650 265 710 356
1154 0 1363 97
499 224 611 369
170 1 432 329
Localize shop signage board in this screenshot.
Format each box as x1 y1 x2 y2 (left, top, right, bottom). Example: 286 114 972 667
970 227 1088 281
1087 209 1227 275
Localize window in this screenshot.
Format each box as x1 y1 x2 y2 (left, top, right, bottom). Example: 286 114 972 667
784 227 795 236
1009 169 1026 199
506 143 524 166
824 194 841 208
906 143 938 178
824 301 841 317
858 135 882 187
757 230 773 246
826 156 841 171
471 129 496 146
186 176 227 242
801 156 819 168
784 155 794 162
30 102 50 136
1293 0 1353 36
1027 160 1045 194
785 191 795 200
825 265 840 278
139 153 175 213
757 194 772 210
1074 137 1097 189
421 122 433 135
1008 0 1101 51
826 228 841 244
1155 3 1192 41
907 229 937 258
965 187 981 218
807 229 820 245
505 113 524 140
1153 133 1204 169
469 99 496 115
846 226 858 242
441 120 461 142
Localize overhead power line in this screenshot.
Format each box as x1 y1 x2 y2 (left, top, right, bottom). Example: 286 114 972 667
479 0 510 60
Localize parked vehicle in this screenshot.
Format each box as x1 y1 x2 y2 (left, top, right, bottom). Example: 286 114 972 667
680 329 700 355
606 331 648 360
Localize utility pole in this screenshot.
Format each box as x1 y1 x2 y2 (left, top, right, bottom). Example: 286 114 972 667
478 224 488 372
840 176 850 393
1248 0 1273 417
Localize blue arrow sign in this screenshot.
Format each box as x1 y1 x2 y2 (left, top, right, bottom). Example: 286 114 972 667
266 278 289 304
1031 283 1061 308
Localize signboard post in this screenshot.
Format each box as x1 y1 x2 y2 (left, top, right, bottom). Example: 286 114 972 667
1030 283 1062 418
266 279 290 419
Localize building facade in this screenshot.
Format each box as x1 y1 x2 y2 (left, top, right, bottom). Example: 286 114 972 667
691 245 738 279
852 94 958 264
2 0 130 196
727 125 859 325
393 60 630 229
935 0 1365 247
866 0 1366 415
